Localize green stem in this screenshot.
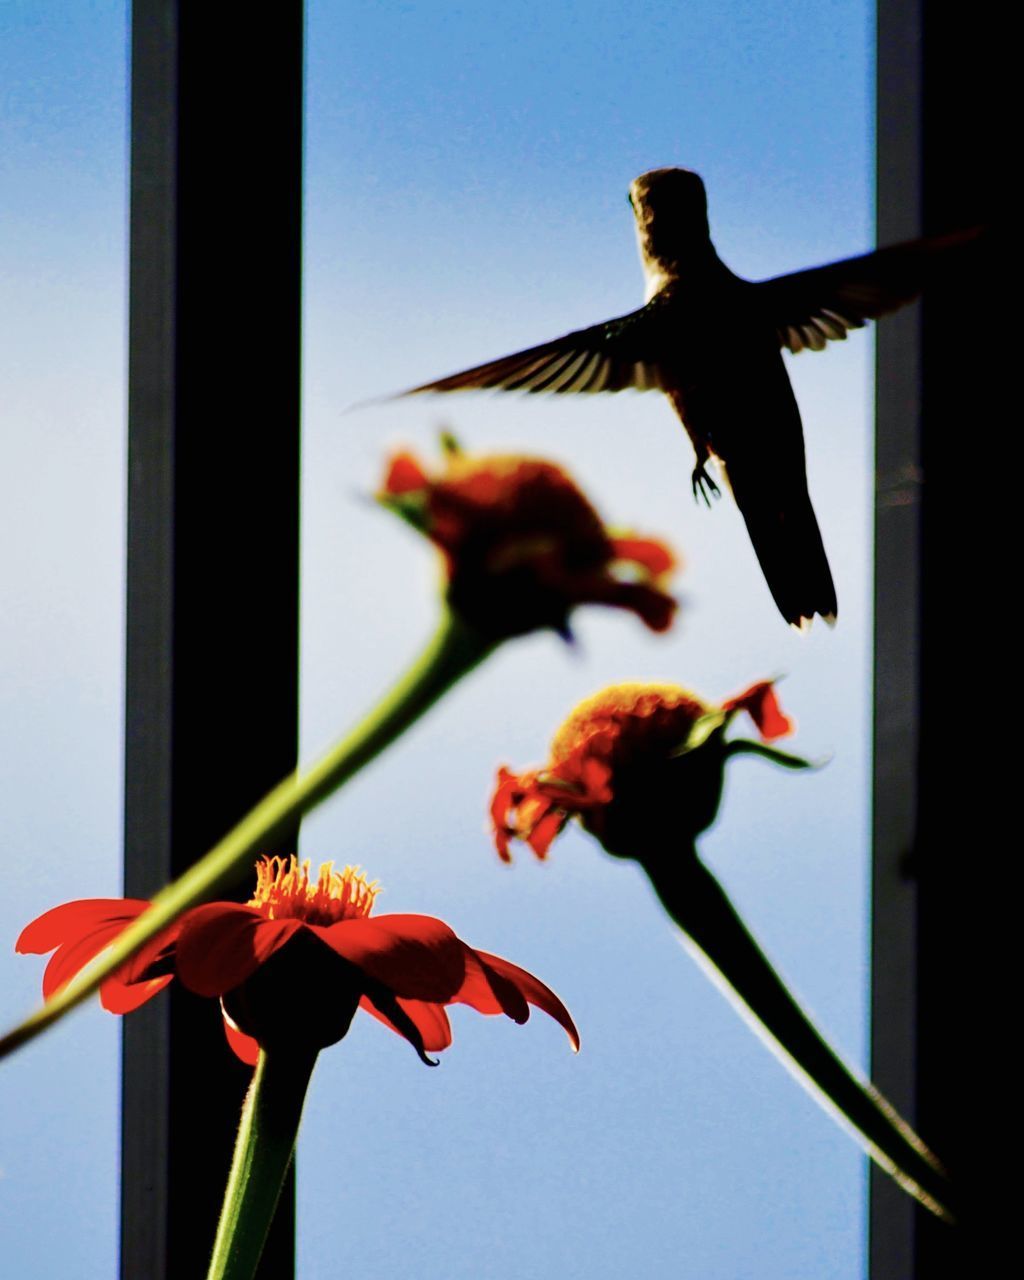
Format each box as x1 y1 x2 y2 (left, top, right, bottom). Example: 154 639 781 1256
644 854 955 1222
723 738 815 770
206 1047 318 1280
0 611 495 1061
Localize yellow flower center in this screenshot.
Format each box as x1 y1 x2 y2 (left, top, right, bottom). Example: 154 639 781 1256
550 682 707 765
248 856 379 926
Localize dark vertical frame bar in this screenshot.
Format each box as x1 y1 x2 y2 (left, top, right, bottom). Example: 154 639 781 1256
872 4 923 1274
873 4 1000 1276
123 5 303 1278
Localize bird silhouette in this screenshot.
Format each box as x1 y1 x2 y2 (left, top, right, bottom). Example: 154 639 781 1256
388 168 980 627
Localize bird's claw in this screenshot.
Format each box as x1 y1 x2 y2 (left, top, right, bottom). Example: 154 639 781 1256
692 463 721 508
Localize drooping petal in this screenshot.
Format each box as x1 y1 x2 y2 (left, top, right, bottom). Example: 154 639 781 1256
526 809 565 859
452 947 530 1021
317 914 466 1001
16 897 182 1012
723 681 793 741
491 767 580 862
16 899 150 957
491 767 523 862
175 903 304 997
358 989 438 1065
117 931 179 987
610 536 676 577
610 582 677 633
99 926 185 1013
473 949 580 1051
221 1010 260 1066
576 755 614 806
359 994 453 1053
383 452 429 495
101 974 174 1014
39 917 148 1001
580 576 677 633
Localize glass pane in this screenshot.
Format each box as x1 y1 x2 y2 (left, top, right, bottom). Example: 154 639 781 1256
300 3 871 1278
0 3 127 1276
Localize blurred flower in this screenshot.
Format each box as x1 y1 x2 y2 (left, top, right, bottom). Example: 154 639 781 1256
491 680 800 862
16 856 579 1066
379 438 678 639
3 441 670 1065
488 680 953 1221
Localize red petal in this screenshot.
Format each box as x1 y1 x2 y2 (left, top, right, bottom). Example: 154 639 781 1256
452 947 529 1021
490 767 522 862
117 932 178 986
576 756 613 805
101 974 174 1014
723 681 794 741
318 914 466 1000
40 918 149 1000
473 949 580 1051
175 904 303 997
575 567 678 633
383 452 429 495
527 809 564 859
18 898 184 1011
222 1013 260 1066
624 584 677 633
599 581 677 633
17 899 150 956
98 925 184 1012
610 536 676 577
359 995 453 1053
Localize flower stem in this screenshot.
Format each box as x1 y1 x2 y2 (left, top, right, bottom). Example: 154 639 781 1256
206 1047 318 1280
644 854 955 1222
723 738 816 770
0 611 495 1061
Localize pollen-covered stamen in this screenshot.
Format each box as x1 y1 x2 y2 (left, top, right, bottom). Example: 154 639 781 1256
248 856 379 926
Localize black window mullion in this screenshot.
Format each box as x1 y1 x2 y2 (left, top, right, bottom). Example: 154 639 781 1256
123 5 304 1277
873 3 999 1276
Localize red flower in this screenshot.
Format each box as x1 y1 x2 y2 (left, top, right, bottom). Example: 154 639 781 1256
491 680 796 862
16 857 579 1066
379 442 678 639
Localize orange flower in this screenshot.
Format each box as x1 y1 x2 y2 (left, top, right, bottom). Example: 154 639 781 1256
379 441 678 639
491 680 798 862
16 857 579 1066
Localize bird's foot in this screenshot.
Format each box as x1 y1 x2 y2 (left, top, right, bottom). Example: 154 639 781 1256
692 462 721 508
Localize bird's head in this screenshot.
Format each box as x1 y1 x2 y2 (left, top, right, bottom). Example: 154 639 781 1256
629 169 712 291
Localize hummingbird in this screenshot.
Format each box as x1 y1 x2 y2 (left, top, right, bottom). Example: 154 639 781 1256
388 168 980 626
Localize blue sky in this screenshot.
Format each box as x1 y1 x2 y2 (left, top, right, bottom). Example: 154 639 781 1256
1 2 875 1276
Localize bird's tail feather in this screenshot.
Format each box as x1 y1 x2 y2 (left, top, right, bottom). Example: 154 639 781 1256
726 469 837 627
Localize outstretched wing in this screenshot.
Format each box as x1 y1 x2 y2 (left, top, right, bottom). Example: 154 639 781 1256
759 227 984 354
398 302 665 397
